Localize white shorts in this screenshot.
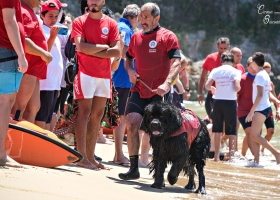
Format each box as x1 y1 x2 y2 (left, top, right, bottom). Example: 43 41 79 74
74 71 111 99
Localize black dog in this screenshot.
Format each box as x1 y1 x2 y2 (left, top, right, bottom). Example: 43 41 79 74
140 101 210 194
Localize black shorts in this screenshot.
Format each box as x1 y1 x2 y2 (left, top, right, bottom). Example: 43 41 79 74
125 91 165 116
212 99 237 135
205 93 213 119
35 90 58 123
238 115 252 130
115 87 130 115
264 116 274 129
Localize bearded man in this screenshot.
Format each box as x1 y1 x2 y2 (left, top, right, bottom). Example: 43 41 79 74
71 0 121 170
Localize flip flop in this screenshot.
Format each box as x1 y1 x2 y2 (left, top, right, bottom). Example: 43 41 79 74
113 161 130 167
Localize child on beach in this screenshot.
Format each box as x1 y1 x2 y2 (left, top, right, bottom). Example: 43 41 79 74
35 0 63 130
245 52 280 165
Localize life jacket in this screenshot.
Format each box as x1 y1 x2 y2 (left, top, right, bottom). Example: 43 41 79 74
170 109 201 148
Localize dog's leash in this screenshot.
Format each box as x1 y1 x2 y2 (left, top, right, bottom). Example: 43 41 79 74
136 78 172 103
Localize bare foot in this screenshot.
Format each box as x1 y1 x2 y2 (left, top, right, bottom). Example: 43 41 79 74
138 160 148 168
97 134 113 145
0 156 22 168
76 159 99 170
89 158 110 170
113 155 130 167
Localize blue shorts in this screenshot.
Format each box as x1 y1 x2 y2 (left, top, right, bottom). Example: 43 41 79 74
0 47 22 94
255 107 272 118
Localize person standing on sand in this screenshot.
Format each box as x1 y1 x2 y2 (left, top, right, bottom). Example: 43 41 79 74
0 0 28 167
118 2 181 180
245 52 280 165
112 4 140 167
11 0 52 123
71 0 121 170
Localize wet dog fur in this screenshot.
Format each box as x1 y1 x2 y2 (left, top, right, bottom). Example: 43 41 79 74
140 101 210 194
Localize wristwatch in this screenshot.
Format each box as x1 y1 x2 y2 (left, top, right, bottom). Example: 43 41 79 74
184 88 190 92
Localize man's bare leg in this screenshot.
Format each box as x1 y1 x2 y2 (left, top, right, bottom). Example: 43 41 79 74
214 132 222 161
23 79 40 123
228 135 236 159
119 112 142 180
35 121 46 130
113 115 129 165
11 74 36 120
139 131 150 166
0 93 21 168
86 96 109 170
74 98 96 169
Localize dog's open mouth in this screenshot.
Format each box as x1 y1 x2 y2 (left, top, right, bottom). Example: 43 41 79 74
152 131 162 136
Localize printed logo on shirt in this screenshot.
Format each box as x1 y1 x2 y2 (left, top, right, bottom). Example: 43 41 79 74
149 40 157 48
102 27 109 35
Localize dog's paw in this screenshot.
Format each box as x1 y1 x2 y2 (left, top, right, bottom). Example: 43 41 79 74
195 187 206 195
167 174 178 185
184 182 196 190
151 182 164 189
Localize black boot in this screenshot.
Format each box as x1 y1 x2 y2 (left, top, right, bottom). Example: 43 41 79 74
118 155 140 180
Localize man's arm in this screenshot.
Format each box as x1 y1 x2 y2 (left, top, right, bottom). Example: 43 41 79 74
25 38 52 64
93 40 121 58
233 79 241 92
246 85 263 122
198 68 209 104
76 37 110 55
205 78 214 91
2 8 28 73
124 53 138 84
156 58 181 97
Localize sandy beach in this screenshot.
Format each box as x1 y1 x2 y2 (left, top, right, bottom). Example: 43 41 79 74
1 140 280 200
0 142 199 200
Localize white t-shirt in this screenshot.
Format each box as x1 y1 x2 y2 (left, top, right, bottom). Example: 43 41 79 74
57 31 70 88
40 25 63 91
252 69 271 111
208 64 241 100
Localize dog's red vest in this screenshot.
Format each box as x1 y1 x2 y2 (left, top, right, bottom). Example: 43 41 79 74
171 109 200 148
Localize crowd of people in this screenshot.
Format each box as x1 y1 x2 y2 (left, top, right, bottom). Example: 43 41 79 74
1 0 280 176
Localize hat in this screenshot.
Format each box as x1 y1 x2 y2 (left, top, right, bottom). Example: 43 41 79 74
53 0 68 9
41 1 60 13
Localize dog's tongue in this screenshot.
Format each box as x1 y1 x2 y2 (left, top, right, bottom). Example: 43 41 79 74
152 131 160 135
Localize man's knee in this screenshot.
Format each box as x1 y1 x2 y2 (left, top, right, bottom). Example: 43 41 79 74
126 113 142 128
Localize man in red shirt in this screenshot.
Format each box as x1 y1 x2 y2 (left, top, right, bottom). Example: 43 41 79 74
198 37 230 118
0 0 28 167
231 47 245 74
71 0 121 170
118 2 181 180
11 0 53 123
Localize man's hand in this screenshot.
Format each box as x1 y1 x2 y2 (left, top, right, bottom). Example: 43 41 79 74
198 94 204 105
41 51 53 64
184 91 191 100
17 55 28 73
128 69 139 84
154 82 171 97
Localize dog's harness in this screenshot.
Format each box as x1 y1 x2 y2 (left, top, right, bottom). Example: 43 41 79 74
170 109 201 148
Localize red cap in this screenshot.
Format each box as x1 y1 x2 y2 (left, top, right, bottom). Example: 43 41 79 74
53 0 68 9
41 0 60 13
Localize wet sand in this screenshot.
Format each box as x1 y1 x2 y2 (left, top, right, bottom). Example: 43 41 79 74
1 142 280 200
